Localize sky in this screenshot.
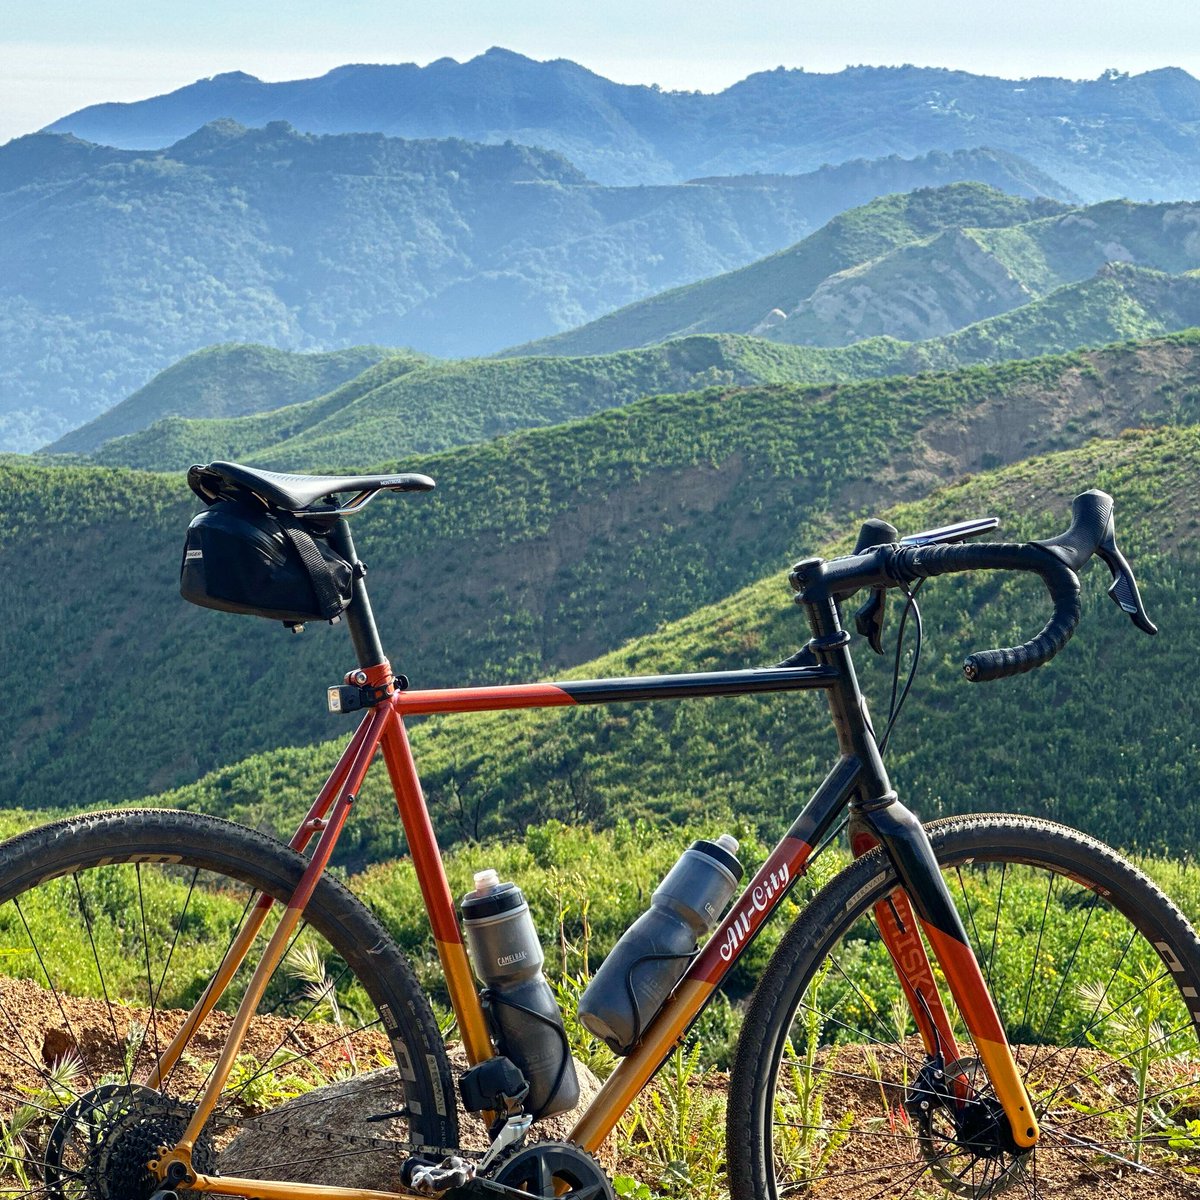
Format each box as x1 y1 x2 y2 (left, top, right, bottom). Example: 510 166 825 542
3 0 1200 145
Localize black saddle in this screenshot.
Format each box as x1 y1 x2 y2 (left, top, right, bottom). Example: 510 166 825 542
187 460 435 513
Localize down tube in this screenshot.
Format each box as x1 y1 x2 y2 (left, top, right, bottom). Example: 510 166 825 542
569 754 862 1152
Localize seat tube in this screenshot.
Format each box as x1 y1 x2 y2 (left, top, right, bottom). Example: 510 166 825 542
327 517 387 669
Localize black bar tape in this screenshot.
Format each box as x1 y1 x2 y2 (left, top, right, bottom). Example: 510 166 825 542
891 542 1081 682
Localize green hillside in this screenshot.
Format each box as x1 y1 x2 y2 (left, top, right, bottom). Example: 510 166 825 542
510 184 1065 358
145 422 1200 868
84 269 1200 473
1 335 1198 812
516 191 1200 358
83 336 907 471
767 200 1200 347
48 344 409 455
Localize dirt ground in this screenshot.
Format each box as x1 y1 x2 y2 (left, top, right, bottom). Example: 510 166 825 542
1 977 1198 1198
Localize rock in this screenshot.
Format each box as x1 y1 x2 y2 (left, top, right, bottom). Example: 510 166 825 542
219 1051 606 1189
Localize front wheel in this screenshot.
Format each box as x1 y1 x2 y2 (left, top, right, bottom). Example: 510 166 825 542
728 815 1200 1199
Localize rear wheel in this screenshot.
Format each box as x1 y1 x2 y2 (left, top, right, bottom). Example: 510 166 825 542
0 809 458 1197
728 815 1200 1199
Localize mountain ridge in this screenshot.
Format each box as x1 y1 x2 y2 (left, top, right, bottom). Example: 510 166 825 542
41 50 1200 200
513 193 1200 357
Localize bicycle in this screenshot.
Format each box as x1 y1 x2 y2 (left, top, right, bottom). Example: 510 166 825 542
0 458 1197 1200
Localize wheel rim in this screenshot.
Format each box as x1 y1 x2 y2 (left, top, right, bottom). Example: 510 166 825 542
0 818 440 1197
763 841 1200 1198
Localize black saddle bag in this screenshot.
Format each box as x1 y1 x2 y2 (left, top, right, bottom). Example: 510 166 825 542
180 500 354 624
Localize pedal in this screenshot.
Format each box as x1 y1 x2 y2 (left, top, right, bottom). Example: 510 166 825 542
402 1154 476 1195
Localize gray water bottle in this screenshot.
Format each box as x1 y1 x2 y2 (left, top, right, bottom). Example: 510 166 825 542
579 835 743 1055
460 870 580 1119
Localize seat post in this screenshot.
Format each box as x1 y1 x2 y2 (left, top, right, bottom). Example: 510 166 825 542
328 518 387 669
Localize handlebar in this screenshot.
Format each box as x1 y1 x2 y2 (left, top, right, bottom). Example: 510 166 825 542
789 490 1156 683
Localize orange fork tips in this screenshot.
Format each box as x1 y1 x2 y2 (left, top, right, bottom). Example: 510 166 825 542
923 923 1040 1149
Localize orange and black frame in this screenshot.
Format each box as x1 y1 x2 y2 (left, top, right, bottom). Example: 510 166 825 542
149 515 1038 1198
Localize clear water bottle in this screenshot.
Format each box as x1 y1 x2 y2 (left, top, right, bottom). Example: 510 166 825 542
460 870 580 1119
579 835 743 1055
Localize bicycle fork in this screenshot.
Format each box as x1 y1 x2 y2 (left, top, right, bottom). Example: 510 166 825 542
850 802 1040 1150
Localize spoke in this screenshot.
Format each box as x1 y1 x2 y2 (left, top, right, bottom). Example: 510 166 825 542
153 866 200 1012
821 935 923 1075
1025 889 1097 1077
182 903 307 1108
795 997 923 1071
159 884 260 1097
72 873 130 1095
5 902 91 1094
0 1029 84 1107
1032 923 1139 1114
223 936 359 1106
135 864 164 1079
1019 870 1057 1041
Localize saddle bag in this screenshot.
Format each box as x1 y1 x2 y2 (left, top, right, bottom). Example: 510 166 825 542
180 499 354 625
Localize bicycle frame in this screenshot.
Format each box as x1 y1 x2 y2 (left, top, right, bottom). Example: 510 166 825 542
151 523 1039 1198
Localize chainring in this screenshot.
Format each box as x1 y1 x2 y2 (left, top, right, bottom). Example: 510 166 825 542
489 1140 615 1199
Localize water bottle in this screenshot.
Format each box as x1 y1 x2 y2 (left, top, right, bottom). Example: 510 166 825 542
579 835 743 1055
460 870 580 1119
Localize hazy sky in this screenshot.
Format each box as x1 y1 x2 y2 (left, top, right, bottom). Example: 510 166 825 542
3 0 1200 145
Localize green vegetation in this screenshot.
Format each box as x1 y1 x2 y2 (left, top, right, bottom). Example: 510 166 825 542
49 343 408 455
83 335 911 471
5 336 1197 811
5 127 1014 450
140 422 1200 865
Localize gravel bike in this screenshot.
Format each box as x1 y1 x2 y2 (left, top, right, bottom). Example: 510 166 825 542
0 459 1196 1200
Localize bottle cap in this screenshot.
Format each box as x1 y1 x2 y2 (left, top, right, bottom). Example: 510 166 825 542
473 868 501 893
691 837 744 882
716 833 740 856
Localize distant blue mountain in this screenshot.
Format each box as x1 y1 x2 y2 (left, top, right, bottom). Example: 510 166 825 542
43 49 1200 200
1 119 1059 451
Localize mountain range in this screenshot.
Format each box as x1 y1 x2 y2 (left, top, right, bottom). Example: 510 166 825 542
0 125 1059 452
43 49 1200 201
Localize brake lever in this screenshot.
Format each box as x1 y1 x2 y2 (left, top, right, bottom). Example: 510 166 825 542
854 590 887 654
1096 529 1158 635
1035 490 1157 636
849 518 899 655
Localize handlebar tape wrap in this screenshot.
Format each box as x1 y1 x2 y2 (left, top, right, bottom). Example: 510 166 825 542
892 542 1081 682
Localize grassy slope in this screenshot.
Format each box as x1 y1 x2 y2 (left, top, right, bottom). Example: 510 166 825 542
2 335 1199 814
48 344 411 455
85 335 912 472
141 423 1200 872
